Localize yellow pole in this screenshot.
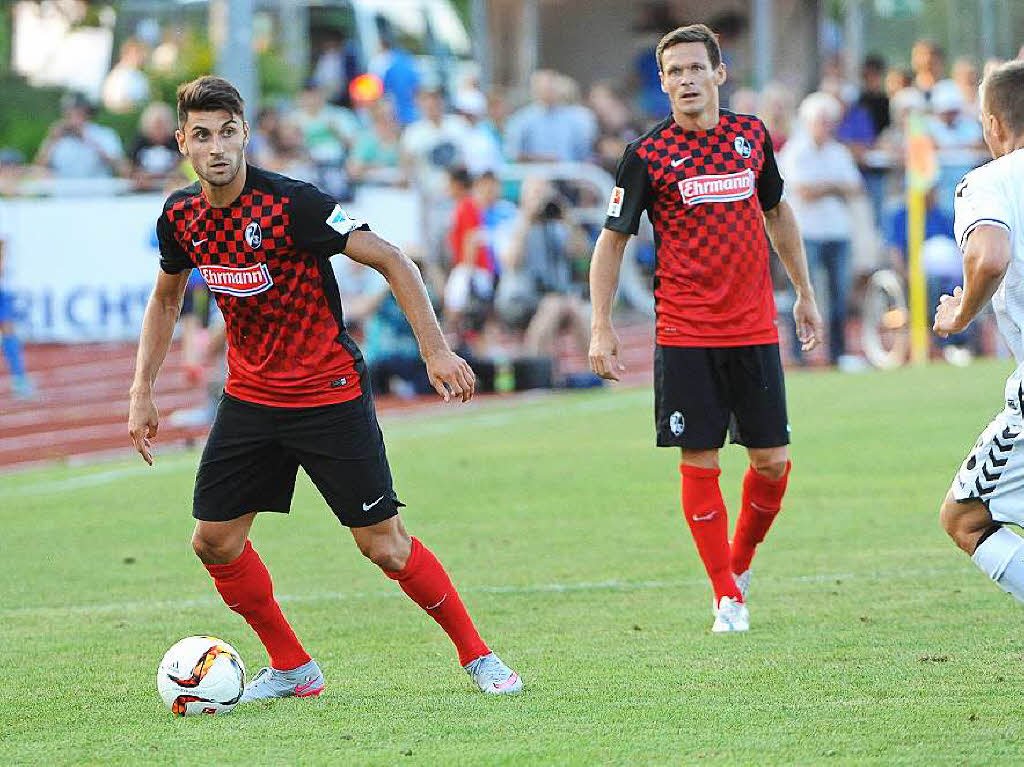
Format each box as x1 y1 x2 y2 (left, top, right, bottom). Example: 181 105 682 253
905 111 936 366
907 186 928 364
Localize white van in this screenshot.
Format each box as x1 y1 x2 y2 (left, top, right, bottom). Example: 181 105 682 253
117 0 473 92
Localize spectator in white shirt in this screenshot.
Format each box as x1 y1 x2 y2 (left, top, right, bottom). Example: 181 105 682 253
779 92 863 367
401 87 470 261
453 90 504 176
102 39 150 114
927 81 983 149
34 93 127 178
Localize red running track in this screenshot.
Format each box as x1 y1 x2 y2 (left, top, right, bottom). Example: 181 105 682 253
0 326 656 470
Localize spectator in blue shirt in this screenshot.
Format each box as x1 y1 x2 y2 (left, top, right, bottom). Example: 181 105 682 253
371 37 421 126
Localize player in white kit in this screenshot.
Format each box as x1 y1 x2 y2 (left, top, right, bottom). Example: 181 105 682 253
935 60 1024 600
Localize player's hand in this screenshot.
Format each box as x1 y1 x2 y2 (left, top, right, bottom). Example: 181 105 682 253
793 294 824 352
933 286 966 338
128 389 159 465
425 348 475 403
589 326 625 381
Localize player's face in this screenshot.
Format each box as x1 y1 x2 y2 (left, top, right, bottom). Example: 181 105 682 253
176 110 249 188
659 43 726 119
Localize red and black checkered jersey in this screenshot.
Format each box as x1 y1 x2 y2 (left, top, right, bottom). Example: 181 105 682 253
157 165 369 407
604 110 784 347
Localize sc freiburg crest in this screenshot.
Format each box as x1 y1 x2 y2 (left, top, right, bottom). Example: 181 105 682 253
244 221 262 249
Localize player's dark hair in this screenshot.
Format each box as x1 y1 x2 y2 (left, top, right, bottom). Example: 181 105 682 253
863 54 886 74
656 24 722 72
176 76 245 127
982 60 1024 137
448 165 472 189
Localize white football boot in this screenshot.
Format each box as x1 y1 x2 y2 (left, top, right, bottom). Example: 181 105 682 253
734 569 751 601
711 596 749 633
463 652 523 695
239 659 324 702
712 571 750 616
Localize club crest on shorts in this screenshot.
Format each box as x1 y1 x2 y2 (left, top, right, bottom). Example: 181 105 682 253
734 136 752 158
669 411 685 436
244 221 262 249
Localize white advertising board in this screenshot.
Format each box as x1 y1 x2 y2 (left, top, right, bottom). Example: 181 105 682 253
2 186 420 342
3 194 164 342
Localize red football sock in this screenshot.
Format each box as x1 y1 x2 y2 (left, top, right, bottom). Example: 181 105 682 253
384 537 490 666
680 463 742 603
204 540 311 671
731 461 791 575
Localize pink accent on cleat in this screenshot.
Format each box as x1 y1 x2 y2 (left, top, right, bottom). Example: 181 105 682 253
492 672 519 692
295 679 324 697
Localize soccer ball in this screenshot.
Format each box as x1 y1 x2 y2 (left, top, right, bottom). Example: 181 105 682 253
156 636 246 716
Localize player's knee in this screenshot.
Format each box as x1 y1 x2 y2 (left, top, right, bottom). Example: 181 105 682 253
751 458 789 481
939 498 986 553
191 531 243 564
358 536 410 572
680 448 720 470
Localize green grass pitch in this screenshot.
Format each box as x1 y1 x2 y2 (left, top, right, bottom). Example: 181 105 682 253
4 359 1024 765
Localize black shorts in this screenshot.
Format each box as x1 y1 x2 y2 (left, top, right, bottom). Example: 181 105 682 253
193 392 403 527
654 343 790 450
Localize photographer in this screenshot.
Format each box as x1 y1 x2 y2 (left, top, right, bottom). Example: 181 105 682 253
496 176 591 368
34 93 127 179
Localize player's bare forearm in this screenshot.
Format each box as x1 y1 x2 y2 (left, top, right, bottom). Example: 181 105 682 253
345 229 475 401
954 226 1011 330
764 201 824 352
588 229 630 380
763 201 813 297
129 270 188 464
589 229 630 331
346 230 447 357
131 271 190 394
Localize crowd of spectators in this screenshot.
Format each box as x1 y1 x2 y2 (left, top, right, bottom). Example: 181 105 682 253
763 39 998 368
2 32 1017 392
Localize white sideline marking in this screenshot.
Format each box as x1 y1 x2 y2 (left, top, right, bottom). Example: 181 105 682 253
0 565 963 620
5 458 195 499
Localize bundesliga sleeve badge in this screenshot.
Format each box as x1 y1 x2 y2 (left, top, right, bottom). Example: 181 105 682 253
326 204 363 236
607 187 625 218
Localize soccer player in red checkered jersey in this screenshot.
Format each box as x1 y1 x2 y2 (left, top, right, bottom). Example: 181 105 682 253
589 25 824 632
129 76 521 697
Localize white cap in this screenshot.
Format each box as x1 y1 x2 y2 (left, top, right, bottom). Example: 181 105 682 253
891 86 927 117
931 80 964 114
454 89 487 117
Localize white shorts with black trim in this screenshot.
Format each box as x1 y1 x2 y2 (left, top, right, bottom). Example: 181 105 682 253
951 364 1024 524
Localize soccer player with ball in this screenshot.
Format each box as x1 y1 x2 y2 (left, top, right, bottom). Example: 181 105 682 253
129 76 521 701
589 25 823 632
936 61 1024 601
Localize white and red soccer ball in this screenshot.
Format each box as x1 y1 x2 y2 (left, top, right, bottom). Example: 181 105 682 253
156 636 245 716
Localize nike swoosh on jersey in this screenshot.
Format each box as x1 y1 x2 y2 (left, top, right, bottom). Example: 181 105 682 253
670 156 691 167
192 238 208 247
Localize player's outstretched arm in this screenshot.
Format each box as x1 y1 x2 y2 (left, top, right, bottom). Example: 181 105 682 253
934 225 1011 337
129 270 190 465
344 229 475 403
763 200 824 352
589 228 630 381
